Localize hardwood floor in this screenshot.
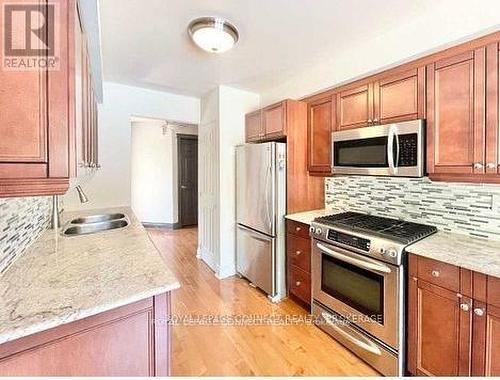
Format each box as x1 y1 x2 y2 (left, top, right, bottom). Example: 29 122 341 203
147 227 379 376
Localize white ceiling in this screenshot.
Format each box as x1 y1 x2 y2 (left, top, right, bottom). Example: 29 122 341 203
99 0 500 99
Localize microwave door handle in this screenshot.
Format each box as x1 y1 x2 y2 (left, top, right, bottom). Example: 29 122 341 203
316 242 392 274
394 129 400 174
387 127 395 175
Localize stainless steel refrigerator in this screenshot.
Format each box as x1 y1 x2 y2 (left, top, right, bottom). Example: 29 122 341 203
235 142 287 302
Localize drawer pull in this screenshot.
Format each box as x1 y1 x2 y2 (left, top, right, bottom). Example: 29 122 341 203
474 308 484 317
431 270 440 278
295 226 301 232
295 281 301 287
295 250 302 256
460 303 470 312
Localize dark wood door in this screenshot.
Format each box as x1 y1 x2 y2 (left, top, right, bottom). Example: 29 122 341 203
178 135 198 227
373 67 425 124
408 277 472 376
307 96 333 173
336 84 373 130
245 110 262 142
262 101 286 139
426 49 486 176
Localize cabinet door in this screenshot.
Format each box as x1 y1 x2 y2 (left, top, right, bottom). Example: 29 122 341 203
373 67 425 124
408 278 472 376
426 49 486 176
484 304 500 376
263 101 286 139
245 110 262 142
307 96 333 174
0 0 48 175
485 43 500 175
336 84 373 130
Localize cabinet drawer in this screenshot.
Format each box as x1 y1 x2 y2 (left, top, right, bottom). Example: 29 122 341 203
286 220 310 239
289 266 311 305
287 234 311 273
417 256 460 292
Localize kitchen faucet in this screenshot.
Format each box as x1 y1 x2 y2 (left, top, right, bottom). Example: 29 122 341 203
51 185 89 229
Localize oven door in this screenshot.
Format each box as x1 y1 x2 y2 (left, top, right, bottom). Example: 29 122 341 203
331 120 424 177
312 240 401 349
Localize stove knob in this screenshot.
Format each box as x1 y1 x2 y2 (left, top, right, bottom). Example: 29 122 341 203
315 227 322 235
387 249 397 258
309 226 315 235
379 247 386 255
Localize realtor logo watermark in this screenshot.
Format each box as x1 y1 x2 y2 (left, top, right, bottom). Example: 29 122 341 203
2 1 60 70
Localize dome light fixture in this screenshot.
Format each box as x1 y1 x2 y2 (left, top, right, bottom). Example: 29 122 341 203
188 17 239 54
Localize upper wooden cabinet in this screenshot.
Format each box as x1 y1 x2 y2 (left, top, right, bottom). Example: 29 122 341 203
373 67 425 124
426 45 500 182
335 68 425 131
245 110 262 142
307 96 333 174
0 0 73 196
0 0 99 197
336 84 372 130
408 254 500 376
262 101 286 139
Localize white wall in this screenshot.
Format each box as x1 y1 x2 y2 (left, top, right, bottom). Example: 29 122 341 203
63 82 200 211
198 86 260 278
131 119 197 225
260 2 500 105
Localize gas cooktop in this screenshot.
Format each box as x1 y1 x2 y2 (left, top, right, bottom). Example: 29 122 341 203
311 212 437 265
314 211 437 245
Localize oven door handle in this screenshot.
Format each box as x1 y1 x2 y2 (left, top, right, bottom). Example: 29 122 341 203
321 312 382 356
316 242 392 274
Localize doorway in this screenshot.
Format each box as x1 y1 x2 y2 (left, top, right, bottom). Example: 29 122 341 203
177 134 198 227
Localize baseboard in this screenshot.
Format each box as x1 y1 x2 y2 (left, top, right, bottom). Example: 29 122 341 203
142 222 181 229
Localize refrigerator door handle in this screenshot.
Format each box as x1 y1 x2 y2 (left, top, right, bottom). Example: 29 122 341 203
264 163 272 231
237 224 273 242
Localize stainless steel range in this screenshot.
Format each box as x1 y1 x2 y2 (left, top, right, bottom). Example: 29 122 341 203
310 212 437 376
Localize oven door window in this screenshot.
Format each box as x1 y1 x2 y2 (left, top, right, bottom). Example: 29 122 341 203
321 253 384 324
334 136 388 167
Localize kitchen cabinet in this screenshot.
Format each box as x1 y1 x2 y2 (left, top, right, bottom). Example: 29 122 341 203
262 101 286 139
0 0 73 197
307 96 333 174
335 68 425 131
0 293 171 376
407 254 500 376
0 0 99 197
245 110 262 142
286 220 311 309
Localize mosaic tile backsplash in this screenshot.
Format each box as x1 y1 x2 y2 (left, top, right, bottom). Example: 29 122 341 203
325 176 500 240
0 196 51 274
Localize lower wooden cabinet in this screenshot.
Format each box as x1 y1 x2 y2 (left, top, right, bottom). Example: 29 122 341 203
286 220 312 309
407 254 500 376
0 293 171 376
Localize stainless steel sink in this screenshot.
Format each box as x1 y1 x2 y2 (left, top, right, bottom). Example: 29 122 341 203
70 213 126 224
63 219 129 236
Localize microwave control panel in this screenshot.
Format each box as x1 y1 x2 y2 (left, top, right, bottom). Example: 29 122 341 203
398 133 418 167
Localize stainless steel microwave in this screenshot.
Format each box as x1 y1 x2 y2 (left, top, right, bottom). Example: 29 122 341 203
331 119 425 177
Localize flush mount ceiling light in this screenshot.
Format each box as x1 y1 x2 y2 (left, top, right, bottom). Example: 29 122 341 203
188 17 239 54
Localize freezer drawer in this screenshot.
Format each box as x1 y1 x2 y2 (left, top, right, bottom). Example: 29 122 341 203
236 224 275 296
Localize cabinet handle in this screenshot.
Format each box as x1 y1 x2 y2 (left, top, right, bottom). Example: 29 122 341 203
295 250 302 256
295 281 301 287
486 163 497 169
373 118 379 124
367 119 372 124
460 303 470 312
473 162 484 169
431 270 440 278
474 308 484 316
295 227 301 232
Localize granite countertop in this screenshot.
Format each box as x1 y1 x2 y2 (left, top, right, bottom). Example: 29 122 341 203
407 231 500 278
0 207 180 345
285 209 332 225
